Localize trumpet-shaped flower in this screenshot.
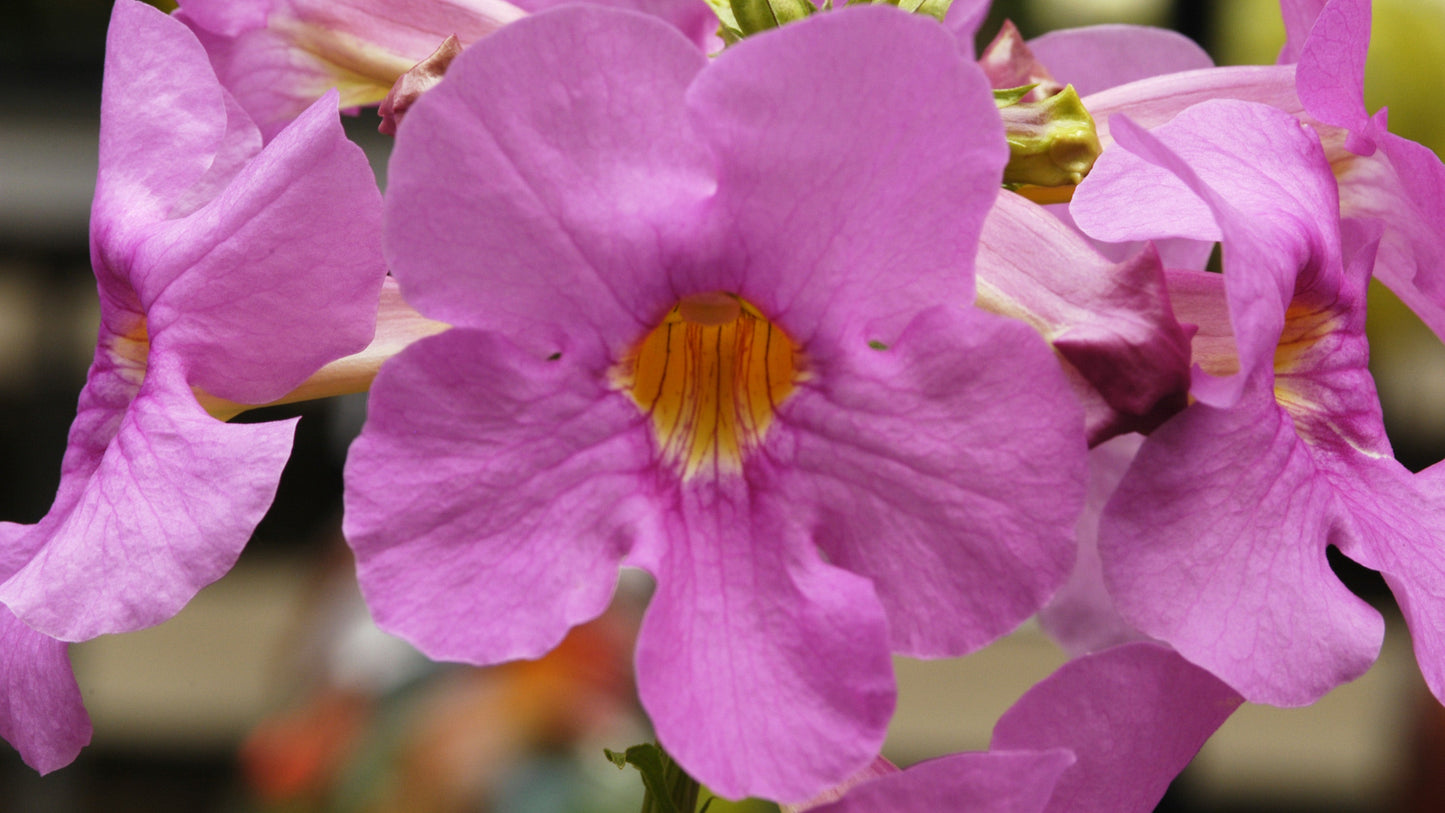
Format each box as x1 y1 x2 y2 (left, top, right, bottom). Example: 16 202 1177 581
0 0 385 645
344 5 1087 802
1071 98 1445 707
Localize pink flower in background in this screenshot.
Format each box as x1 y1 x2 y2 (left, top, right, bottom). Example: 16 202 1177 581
174 0 717 140
174 0 527 139
344 5 1087 802
1285 0 1445 342
1071 97 1445 708
0 0 385 644
787 643 1241 813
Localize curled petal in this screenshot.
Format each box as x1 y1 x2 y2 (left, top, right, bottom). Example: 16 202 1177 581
977 192 1190 443
1 362 295 639
0 608 91 774
993 642 1243 812
1098 389 1383 705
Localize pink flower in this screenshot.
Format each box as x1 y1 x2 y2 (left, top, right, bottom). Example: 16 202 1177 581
1068 96 1445 706
174 0 718 140
343 5 1088 802
0 2 386 774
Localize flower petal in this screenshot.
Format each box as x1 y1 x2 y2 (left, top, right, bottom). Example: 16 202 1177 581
0 608 91 775
1322 456 1445 707
1080 64 1301 150
94 0 247 230
1098 387 1383 705
944 0 992 56
0 361 296 639
382 5 713 358
1027 24 1213 96
977 192 1191 443
1073 101 1342 408
1037 433 1150 655
687 6 1008 349
1295 0 1374 151
343 329 653 663
507 0 716 49
803 751 1073 813
136 89 386 405
773 305 1087 656
633 480 895 803
992 642 1243 813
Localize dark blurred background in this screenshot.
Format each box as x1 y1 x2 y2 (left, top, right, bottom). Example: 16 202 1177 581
2 0 1444 811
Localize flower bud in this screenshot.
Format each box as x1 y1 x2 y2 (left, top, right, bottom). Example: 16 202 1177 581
1000 85 1102 191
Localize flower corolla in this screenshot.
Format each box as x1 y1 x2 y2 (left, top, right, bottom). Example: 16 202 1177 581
343 4 1089 802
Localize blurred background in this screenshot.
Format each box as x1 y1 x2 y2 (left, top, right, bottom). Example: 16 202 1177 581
3 0 1445 810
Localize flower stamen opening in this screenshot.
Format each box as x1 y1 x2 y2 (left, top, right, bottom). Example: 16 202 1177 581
615 293 800 478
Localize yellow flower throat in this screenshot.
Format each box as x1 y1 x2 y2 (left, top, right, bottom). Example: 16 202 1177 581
614 293 801 478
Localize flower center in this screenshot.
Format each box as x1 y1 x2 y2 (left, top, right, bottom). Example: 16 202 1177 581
615 293 801 478
106 317 151 387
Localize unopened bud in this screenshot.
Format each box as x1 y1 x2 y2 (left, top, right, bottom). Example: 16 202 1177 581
729 0 815 36
1000 85 1101 190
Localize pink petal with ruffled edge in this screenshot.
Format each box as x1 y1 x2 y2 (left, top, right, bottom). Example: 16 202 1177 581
1073 102 1342 409
0 0 384 640
1329 458 1445 706
792 642 1240 813
138 92 385 404
993 642 1243 812
1097 386 1382 704
343 329 653 663
1027 24 1213 96
382 6 713 356
686 9 1007 350
1 361 296 640
0 607 92 774
359 4 1086 801
772 305 1085 657
634 479 895 803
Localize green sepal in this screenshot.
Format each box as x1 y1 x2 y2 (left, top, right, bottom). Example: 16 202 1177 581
729 0 814 36
993 84 1038 108
606 743 704 813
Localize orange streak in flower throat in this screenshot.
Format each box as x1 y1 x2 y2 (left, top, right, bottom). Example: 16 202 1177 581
615 293 801 479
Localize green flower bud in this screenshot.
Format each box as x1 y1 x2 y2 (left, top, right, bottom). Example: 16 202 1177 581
729 0 815 36
1000 84 1102 190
